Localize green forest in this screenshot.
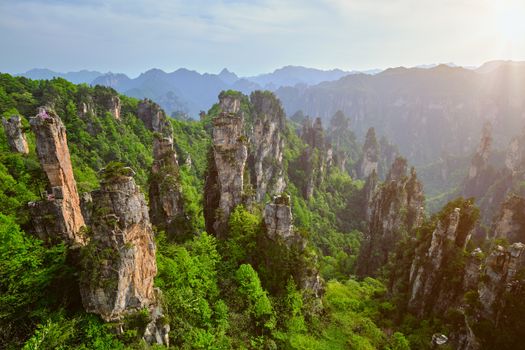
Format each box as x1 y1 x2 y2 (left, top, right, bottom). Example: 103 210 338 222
0 73 524 350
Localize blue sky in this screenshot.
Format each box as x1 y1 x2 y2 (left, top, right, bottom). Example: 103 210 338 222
1 0 524 76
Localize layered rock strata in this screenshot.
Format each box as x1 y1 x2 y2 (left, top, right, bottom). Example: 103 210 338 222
80 169 169 345
356 157 425 276
204 93 248 237
28 107 86 246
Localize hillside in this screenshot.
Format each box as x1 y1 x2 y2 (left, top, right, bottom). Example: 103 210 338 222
1 73 524 350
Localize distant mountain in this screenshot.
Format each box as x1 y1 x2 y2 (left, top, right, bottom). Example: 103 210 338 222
16 68 103 84
246 66 353 89
275 62 525 168
15 65 382 117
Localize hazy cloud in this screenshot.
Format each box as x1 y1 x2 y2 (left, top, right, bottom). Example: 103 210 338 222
0 0 524 76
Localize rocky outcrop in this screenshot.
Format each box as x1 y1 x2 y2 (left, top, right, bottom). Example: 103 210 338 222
357 127 379 179
263 195 323 297
95 88 121 120
80 167 168 346
478 243 525 321
492 195 525 243
504 128 525 175
28 107 86 246
138 99 183 233
248 91 286 201
204 92 248 237
2 115 29 154
297 117 333 198
356 157 425 276
462 122 496 199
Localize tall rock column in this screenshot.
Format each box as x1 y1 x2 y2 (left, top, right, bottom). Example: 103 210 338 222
249 91 286 201
204 92 248 237
2 115 29 154
138 99 183 234
356 157 425 277
80 167 169 345
28 107 86 246
462 121 495 199
357 127 380 179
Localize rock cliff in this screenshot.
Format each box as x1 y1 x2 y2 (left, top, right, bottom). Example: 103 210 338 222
357 127 380 179
356 157 425 276
28 107 86 246
248 91 286 201
462 122 496 199
204 92 248 237
297 117 333 198
492 195 525 243
2 115 29 154
80 167 169 345
263 195 323 297
138 99 183 234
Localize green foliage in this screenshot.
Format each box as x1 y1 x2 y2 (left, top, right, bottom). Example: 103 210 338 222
155 232 230 348
235 264 276 332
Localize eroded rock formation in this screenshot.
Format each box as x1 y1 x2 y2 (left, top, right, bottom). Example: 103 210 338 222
138 99 183 233
356 157 425 276
204 92 248 237
249 91 286 201
80 168 169 345
492 195 525 243
263 195 323 297
463 122 496 199
357 127 380 179
298 117 333 198
2 115 29 154
28 107 86 246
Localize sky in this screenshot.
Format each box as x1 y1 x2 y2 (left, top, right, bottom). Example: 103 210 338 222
1 0 525 77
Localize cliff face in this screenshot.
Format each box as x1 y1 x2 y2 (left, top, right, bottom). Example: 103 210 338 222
463 122 496 199
492 195 525 243
204 93 248 237
297 117 333 198
357 127 380 179
95 89 121 120
249 91 286 201
28 107 86 246
80 170 169 345
407 207 471 316
138 99 183 234
478 243 525 320
2 115 29 154
263 195 323 297
356 157 425 276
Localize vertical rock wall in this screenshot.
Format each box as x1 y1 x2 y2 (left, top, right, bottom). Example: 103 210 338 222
28 107 86 246
2 115 29 154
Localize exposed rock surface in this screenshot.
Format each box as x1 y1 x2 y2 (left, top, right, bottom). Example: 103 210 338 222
492 195 525 243
80 170 168 346
204 92 248 237
407 207 468 315
263 195 323 297
2 115 29 154
138 99 183 233
249 91 286 201
504 128 525 175
356 157 425 276
29 107 86 246
297 117 333 198
478 242 525 320
95 89 121 120
463 122 496 199
357 127 379 179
